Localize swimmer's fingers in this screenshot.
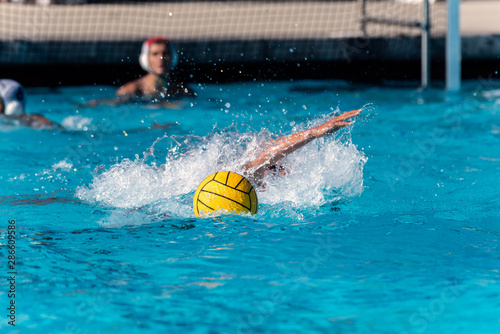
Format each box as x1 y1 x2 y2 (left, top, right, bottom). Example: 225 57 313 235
334 121 351 128
322 109 360 131
329 109 362 123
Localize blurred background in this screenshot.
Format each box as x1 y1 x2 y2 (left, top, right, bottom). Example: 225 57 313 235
0 0 499 87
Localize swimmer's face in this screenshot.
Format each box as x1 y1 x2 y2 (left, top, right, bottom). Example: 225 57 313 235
0 98 4 115
148 42 171 76
264 164 287 177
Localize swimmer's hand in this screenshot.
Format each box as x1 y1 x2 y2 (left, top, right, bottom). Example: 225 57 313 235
312 108 362 138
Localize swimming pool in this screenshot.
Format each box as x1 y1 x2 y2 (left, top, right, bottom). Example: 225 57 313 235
0 79 499 333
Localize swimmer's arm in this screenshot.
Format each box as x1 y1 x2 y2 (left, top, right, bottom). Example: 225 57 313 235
75 80 139 107
76 80 140 108
78 96 132 107
78 85 135 107
242 109 361 180
116 80 140 97
13 114 63 130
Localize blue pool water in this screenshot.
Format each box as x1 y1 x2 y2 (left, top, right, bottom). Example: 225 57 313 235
0 80 499 333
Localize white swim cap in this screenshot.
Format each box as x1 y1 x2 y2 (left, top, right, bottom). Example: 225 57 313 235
139 36 178 73
0 79 26 116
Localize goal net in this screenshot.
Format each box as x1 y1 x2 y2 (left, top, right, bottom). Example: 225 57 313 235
0 0 448 81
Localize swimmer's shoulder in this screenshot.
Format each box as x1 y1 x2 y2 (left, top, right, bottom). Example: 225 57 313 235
116 78 144 97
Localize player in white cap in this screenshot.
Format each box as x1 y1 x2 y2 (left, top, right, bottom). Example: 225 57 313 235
116 36 195 100
83 36 195 107
0 79 61 130
0 79 27 116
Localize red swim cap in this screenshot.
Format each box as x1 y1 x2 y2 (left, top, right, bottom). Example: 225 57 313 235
144 36 170 47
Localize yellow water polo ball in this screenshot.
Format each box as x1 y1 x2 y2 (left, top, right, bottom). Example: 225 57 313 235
193 171 258 217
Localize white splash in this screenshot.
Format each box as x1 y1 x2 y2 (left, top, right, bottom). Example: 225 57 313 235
481 89 500 100
260 136 366 207
77 119 367 219
61 115 92 131
52 159 73 171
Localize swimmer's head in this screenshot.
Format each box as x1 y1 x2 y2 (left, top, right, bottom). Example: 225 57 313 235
265 162 288 176
139 36 178 76
0 79 26 116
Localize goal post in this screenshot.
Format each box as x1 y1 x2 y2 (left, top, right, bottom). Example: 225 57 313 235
446 0 461 92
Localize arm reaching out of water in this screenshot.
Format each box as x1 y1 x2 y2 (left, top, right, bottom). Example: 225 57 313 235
242 109 362 185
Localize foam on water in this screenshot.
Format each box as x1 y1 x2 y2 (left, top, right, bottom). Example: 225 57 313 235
76 114 367 221
51 159 73 171
60 115 93 131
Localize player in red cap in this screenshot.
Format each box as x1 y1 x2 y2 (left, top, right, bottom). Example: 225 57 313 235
116 36 195 101
83 36 195 107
